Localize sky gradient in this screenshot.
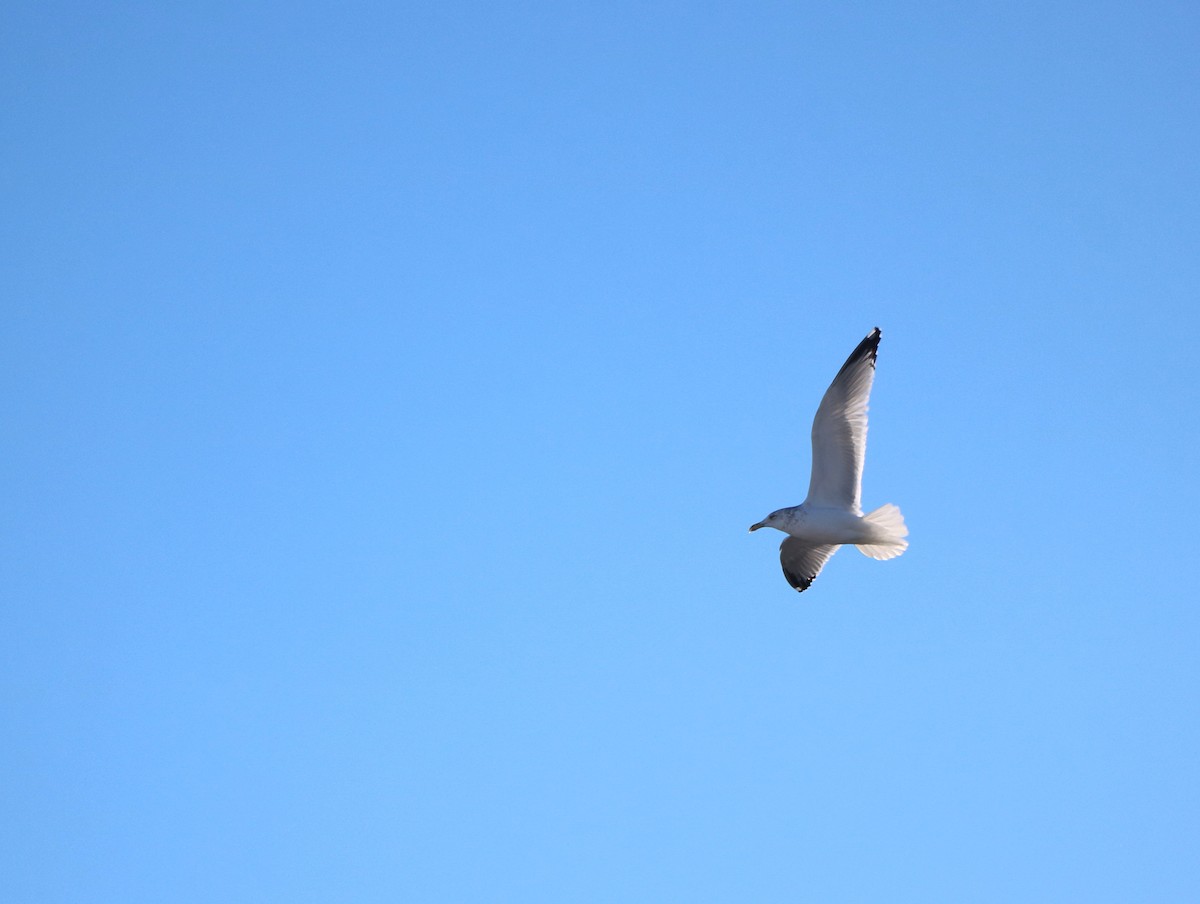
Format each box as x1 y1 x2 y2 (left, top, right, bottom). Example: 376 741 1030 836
4 2 1199 901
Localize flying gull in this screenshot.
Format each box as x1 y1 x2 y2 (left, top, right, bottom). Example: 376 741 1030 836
750 327 908 592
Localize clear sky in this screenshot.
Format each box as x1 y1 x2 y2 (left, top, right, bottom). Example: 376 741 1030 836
4 1 1199 901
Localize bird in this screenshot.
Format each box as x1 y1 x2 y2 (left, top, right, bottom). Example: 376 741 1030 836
749 327 908 593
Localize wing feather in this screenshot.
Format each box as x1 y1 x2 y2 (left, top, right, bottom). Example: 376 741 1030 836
779 539 838 592
805 327 880 511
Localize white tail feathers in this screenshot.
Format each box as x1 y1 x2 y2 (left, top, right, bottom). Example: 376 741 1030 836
856 503 908 560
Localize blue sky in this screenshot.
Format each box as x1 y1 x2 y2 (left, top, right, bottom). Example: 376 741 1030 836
4 1 1198 901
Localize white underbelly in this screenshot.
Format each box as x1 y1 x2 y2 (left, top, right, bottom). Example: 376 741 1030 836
787 508 869 545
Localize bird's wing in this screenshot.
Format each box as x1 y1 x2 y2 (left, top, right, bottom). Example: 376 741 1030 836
779 538 838 592
805 327 880 512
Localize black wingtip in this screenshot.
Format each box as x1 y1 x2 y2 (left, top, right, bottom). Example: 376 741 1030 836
834 327 882 379
783 568 815 592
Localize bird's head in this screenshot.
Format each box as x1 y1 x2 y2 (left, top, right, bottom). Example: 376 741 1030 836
748 510 785 533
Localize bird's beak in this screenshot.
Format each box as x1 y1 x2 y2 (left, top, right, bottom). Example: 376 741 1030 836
748 521 764 532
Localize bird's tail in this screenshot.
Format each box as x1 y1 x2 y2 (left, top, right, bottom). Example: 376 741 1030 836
856 503 908 560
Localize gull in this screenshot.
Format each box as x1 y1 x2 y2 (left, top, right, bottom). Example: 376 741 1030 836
749 327 908 592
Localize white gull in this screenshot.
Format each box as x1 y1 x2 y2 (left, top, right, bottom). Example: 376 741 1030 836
749 327 908 593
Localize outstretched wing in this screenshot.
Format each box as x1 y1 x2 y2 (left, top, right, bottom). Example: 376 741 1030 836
805 327 880 512
779 538 838 593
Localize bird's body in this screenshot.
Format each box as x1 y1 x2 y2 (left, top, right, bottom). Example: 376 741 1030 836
750 327 908 593
764 504 891 546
